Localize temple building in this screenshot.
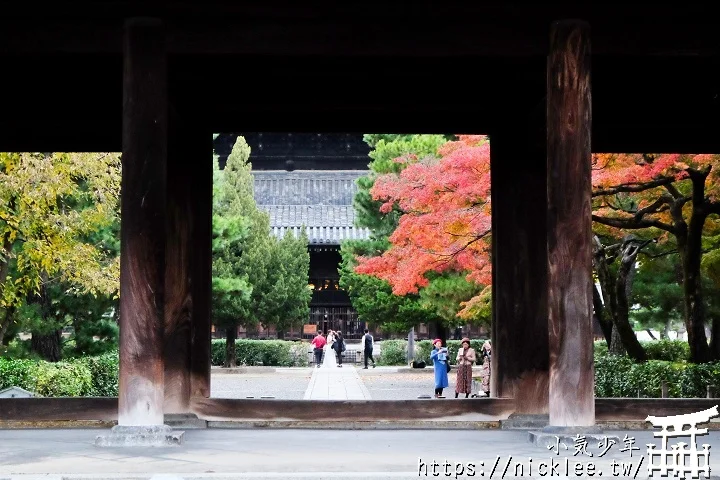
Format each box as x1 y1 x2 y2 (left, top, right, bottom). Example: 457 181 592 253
213 133 372 339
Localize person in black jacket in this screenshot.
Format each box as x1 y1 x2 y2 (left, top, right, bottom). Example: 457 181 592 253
361 329 376 369
332 331 346 367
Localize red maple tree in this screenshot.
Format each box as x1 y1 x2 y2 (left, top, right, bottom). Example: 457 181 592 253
354 135 492 318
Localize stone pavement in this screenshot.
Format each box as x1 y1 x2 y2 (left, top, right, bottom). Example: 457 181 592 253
303 347 372 400
2 428 720 479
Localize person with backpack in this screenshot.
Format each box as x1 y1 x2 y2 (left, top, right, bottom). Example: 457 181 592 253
361 328 376 369
332 331 346 367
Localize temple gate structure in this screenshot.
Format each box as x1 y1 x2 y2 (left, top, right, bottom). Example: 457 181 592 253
2 3 720 442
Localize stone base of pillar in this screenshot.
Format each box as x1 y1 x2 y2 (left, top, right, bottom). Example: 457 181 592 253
164 413 207 429
528 426 619 448
501 413 549 430
95 425 185 447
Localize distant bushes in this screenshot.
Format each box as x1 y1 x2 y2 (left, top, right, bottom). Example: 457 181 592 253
0 351 118 397
380 339 488 366
1 339 715 399
210 339 308 367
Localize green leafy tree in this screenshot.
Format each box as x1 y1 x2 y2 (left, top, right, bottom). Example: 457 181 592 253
212 137 265 367
339 238 431 335
212 136 311 363
261 229 312 338
419 273 489 335
354 134 450 237
341 134 463 341
0 152 121 360
631 253 685 339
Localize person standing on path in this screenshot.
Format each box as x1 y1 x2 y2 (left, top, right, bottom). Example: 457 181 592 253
454 337 476 398
311 331 326 367
430 338 449 398
332 331 345 367
479 340 492 396
361 329 376 369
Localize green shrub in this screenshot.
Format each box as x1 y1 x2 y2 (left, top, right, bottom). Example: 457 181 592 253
594 355 720 398
378 340 408 365
79 351 119 396
677 362 720 398
594 354 635 397
33 361 93 397
594 339 689 362
416 340 433 364
211 339 308 367
642 339 690 362
627 361 684 398
0 358 38 391
411 339 488 365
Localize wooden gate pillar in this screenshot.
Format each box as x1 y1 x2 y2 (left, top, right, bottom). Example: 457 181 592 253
190 131 213 400
546 19 595 427
490 126 549 414
117 17 167 426
164 118 213 411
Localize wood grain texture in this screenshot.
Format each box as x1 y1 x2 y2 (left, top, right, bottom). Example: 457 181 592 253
190 398 517 422
190 133 213 399
118 17 167 426
163 118 194 414
546 19 594 427
1 397 718 424
490 128 549 414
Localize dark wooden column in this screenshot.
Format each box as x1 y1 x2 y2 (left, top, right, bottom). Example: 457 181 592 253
163 116 193 414
546 19 594 426
490 127 549 414
190 131 213 399
164 111 214 409
118 18 167 426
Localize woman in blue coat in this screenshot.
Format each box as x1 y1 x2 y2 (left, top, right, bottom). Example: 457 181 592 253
430 338 449 398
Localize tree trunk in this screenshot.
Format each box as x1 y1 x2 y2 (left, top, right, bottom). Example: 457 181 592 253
224 326 237 368
613 238 647 362
0 306 14 346
592 236 615 348
31 330 62 362
592 283 613 347
662 318 672 340
609 326 625 356
683 169 712 363
277 329 286 340
30 272 62 362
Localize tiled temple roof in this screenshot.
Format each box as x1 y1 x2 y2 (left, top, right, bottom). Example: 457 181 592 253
253 170 371 245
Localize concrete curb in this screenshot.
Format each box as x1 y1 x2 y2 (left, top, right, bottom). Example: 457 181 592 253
2 419 710 430
205 420 502 429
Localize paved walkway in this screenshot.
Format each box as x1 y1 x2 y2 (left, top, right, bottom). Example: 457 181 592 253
2 428 719 479
303 346 372 400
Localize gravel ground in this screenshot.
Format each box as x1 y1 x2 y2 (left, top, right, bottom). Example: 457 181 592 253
211 368 313 399
210 366 483 400
357 367 462 400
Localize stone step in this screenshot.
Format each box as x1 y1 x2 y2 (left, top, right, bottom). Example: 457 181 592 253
164 414 208 429
500 413 549 430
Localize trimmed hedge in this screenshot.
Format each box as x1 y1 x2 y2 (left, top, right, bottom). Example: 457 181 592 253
0 355 113 397
210 339 309 367
0 339 715 398
380 339 489 366
593 339 690 362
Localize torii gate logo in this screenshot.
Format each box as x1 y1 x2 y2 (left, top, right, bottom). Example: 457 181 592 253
646 405 718 479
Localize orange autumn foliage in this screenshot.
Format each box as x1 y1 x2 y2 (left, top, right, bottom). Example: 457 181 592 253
354 135 492 317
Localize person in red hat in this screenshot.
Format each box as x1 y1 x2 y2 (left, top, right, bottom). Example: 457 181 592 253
430 338 449 398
